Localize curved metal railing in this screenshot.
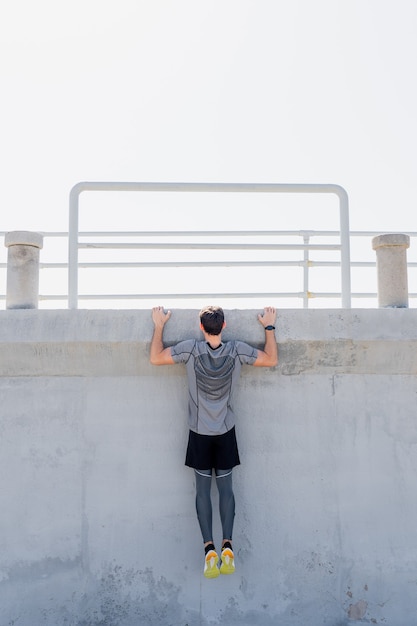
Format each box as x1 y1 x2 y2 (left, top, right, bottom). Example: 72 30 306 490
1 182 416 309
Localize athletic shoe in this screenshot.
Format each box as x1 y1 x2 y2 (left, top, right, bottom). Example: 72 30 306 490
220 546 235 574
204 549 220 578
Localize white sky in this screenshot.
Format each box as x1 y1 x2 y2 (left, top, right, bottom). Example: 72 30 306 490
1 0 416 231
1 0 416 307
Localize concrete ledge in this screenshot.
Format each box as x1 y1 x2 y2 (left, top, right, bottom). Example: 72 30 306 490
0 308 416 376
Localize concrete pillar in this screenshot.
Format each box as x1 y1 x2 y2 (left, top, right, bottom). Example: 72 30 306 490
372 233 410 308
4 231 43 309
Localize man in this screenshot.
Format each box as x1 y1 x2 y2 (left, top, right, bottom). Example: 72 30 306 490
150 305 278 578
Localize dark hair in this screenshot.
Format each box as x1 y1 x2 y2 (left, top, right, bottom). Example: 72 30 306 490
199 305 224 336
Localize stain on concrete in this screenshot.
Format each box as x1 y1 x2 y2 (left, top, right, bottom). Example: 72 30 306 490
1 556 82 583
239 576 254 601
218 596 278 625
347 598 368 620
77 564 199 626
1 561 202 626
279 340 359 375
279 342 312 375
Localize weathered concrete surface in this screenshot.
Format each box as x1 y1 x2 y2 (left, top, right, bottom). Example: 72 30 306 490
372 233 410 308
4 231 44 310
1 308 417 625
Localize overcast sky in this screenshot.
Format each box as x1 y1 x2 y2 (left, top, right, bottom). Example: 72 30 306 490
1 0 416 235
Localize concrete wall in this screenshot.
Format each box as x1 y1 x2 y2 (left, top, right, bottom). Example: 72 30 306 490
1 308 417 626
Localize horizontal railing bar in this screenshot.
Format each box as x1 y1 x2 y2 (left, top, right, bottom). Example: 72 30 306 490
3 261 417 270
80 230 335 237
3 230 417 237
79 242 342 251
4 229 417 236
349 293 417 298
75 230 344 238
63 292 320 300
68 292 417 300
78 229 417 238
76 261 417 269
2 293 417 302
0 261 345 270
34 292 417 300
70 181 347 195
9 293 312 301
78 261 309 268
350 231 417 237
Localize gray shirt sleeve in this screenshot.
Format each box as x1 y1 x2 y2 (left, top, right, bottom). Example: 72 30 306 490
170 339 196 364
234 340 258 365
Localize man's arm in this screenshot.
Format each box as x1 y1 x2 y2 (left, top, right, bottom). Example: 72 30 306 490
253 306 278 367
150 306 175 365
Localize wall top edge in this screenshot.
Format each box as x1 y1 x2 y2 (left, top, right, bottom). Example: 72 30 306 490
0 308 416 342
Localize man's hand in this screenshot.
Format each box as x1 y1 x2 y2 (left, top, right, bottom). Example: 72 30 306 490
257 306 277 328
150 307 174 365
152 306 172 328
254 306 278 367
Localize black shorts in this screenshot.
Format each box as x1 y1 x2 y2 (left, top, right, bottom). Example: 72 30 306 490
185 426 240 470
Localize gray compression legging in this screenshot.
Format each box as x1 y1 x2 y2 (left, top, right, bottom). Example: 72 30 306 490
194 468 235 544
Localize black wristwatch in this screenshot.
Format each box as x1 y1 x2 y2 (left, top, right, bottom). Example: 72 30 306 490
265 325 275 331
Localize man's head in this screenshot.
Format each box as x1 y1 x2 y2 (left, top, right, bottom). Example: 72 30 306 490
199 305 225 336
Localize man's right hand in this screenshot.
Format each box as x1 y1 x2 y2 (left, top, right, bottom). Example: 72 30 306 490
152 306 172 327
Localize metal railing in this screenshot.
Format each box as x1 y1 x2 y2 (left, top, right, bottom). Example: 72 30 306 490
1 181 416 309
68 182 351 308
1 229 417 309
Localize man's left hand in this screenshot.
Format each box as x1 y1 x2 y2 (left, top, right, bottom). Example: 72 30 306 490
257 306 277 328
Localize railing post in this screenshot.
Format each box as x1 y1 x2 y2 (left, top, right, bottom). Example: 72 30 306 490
4 231 43 309
372 233 410 308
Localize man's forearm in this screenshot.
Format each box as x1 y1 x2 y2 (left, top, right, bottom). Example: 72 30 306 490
150 306 174 365
253 306 278 367
263 328 278 365
150 324 165 363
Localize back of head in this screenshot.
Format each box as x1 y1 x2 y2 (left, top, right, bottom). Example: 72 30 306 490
200 305 224 336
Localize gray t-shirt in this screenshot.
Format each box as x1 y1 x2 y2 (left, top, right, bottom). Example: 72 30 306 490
170 339 258 435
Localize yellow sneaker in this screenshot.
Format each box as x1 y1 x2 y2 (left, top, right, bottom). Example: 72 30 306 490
220 547 235 575
204 549 220 578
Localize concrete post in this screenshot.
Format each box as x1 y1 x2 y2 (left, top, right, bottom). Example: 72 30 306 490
372 233 410 308
4 231 44 309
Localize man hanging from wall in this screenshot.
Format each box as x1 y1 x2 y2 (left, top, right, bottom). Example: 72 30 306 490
150 305 278 578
